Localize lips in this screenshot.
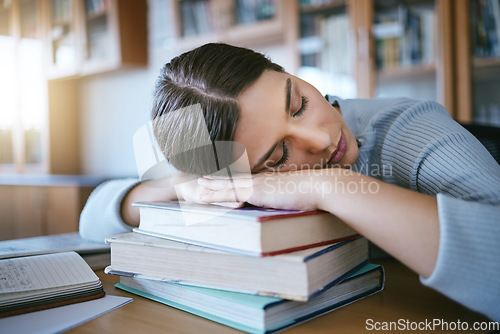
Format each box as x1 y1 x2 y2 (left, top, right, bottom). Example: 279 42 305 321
327 132 347 166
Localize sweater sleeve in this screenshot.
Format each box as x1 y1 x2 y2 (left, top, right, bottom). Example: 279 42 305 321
378 100 500 321
79 178 140 243
421 194 500 321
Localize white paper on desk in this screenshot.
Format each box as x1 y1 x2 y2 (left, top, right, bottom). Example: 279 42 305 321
0 294 132 334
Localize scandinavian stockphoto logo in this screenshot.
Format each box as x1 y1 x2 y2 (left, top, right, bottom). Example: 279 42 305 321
132 103 252 226
133 104 385 226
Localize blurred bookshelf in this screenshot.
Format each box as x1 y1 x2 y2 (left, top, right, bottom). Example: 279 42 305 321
171 0 293 51
0 0 147 176
297 0 356 98
372 2 436 73
46 0 79 78
1 0 496 180
454 0 500 126
368 0 447 105
296 0 499 126
44 0 148 80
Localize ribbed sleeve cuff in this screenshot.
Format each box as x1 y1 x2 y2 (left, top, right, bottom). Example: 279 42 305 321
79 178 140 243
420 193 500 321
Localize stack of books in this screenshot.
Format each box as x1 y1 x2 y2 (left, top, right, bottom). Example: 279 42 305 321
105 201 385 333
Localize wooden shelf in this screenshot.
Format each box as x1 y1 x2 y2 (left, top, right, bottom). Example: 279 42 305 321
225 16 285 46
473 57 500 69
376 63 436 82
86 9 108 20
472 58 500 82
299 0 347 14
51 19 72 27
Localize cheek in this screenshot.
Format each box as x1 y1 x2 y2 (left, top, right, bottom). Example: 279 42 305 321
316 101 341 124
344 132 360 165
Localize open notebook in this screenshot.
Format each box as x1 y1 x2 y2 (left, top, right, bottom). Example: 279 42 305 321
0 251 105 317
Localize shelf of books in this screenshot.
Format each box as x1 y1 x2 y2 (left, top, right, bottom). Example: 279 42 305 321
43 0 147 80
80 0 116 74
172 0 287 51
372 0 439 102
469 0 500 126
297 0 357 98
46 0 80 79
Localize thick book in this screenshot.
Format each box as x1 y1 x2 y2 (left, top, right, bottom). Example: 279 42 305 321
133 201 359 256
115 263 384 334
105 232 369 301
0 251 105 318
0 232 110 270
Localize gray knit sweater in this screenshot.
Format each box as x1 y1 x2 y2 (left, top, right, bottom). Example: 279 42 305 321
80 96 500 321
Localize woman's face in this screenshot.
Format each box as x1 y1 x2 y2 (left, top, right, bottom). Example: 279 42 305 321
234 70 359 173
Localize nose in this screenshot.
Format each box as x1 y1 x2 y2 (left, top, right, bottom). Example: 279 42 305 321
289 123 331 154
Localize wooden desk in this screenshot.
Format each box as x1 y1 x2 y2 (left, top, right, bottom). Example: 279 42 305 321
69 258 490 334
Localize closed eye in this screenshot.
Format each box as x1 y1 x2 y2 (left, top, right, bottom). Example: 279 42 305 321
273 142 289 168
273 96 308 168
293 96 309 117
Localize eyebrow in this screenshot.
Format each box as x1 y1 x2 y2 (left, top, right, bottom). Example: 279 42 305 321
285 77 292 115
252 77 291 170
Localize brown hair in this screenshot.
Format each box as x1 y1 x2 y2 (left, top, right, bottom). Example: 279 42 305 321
151 43 284 175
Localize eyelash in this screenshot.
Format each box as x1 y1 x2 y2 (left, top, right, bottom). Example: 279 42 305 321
274 142 289 167
294 96 309 117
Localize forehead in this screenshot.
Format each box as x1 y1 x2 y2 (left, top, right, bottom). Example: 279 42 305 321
233 70 287 170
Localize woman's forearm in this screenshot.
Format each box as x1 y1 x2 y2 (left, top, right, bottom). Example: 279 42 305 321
120 173 208 226
317 170 439 277
121 177 181 226
183 169 440 277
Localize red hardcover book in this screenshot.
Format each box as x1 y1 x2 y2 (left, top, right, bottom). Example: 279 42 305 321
133 201 359 256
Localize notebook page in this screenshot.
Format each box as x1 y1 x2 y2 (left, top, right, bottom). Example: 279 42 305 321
0 251 98 294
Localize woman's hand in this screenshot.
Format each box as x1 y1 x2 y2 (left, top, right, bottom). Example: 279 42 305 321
197 169 337 211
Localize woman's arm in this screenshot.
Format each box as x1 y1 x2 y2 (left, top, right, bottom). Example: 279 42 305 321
198 168 439 277
79 178 141 242
317 169 439 278
121 173 213 226
80 173 201 241
121 179 178 227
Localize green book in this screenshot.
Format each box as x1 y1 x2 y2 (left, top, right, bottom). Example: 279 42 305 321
115 263 384 334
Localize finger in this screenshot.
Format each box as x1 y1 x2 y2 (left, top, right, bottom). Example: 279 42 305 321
200 186 253 204
203 173 252 180
198 177 253 189
197 178 229 190
211 201 245 209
